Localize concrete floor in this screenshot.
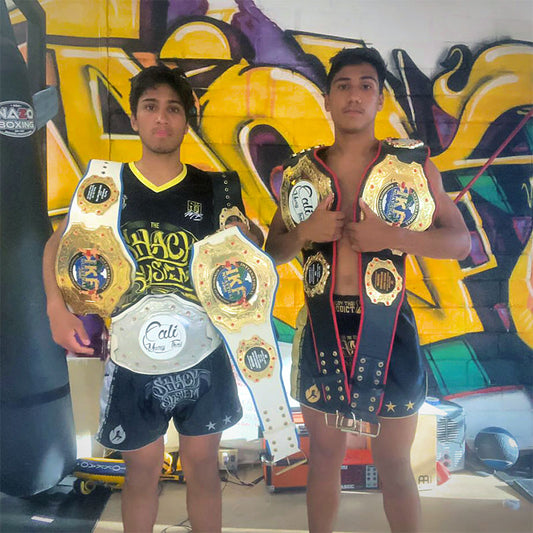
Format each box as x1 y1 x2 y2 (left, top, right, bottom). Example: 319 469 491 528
93 466 532 533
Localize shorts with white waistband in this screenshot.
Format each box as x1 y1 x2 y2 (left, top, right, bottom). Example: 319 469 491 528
291 295 427 419
96 345 242 451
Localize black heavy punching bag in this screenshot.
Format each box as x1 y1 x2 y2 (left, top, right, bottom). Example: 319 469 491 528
0 0 76 496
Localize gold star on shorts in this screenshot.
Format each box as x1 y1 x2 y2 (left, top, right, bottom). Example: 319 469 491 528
385 401 396 412
405 401 415 410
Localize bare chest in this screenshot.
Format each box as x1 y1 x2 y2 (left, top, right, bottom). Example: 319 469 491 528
333 163 368 218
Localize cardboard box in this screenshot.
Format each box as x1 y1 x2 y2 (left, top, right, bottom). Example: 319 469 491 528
411 411 437 490
67 356 105 457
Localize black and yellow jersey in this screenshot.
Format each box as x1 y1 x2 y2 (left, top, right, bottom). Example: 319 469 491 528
117 162 244 312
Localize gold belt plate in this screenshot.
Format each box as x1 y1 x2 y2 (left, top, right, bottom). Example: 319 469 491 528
55 223 134 316
303 251 330 297
191 226 276 333
76 175 119 215
280 153 333 231
364 257 403 306
236 335 278 382
361 154 435 231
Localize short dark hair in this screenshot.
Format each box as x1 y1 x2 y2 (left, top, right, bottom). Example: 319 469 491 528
129 64 195 123
326 47 387 93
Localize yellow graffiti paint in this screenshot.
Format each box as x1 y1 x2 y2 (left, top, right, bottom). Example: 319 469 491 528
273 263 305 328
452 191 497 276
10 0 141 39
432 43 533 170
205 7 239 24
46 121 82 216
199 61 334 226
293 32 412 138
161 21 233 60
8 4 530 345
47 44 226 212
292 33 363 69
405 254 483 345
48 45 137 165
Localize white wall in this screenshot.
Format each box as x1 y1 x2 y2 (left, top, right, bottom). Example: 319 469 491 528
250 0 532 74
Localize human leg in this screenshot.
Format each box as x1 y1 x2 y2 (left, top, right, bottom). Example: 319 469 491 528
372 415 420 532
96 362 172 532
121 436 165 533
179 432 222 533
168 347 241 532
301 405 348 533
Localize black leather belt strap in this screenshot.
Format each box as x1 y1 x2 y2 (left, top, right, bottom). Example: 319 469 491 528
283 141 433 428
209 170 245 226
348 252 406 425
304 243 350 411
348 140 431 424
299 149 351 411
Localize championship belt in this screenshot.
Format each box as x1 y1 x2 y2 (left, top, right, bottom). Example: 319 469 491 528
55 160 136 317
109 293 221 375
348 138 435 429
279 147 333 232
281 149 359 428
280 143 435 436
190 226 299 462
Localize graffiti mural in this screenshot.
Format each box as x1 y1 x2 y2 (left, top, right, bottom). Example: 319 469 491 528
9 0 533 440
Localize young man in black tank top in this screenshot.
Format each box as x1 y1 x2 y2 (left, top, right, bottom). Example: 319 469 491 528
43 65 262 533
266 48 470 533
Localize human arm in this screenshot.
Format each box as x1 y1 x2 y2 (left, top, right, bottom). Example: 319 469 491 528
220 170 265 247
226 218 264 247
247 219 265 247
265 194 345 264
42 217 94 354
345 160 471 260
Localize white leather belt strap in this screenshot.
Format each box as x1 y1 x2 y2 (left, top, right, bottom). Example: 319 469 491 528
55 159 136 317
109 293 222 375
69 160 124 228
190 226 300 462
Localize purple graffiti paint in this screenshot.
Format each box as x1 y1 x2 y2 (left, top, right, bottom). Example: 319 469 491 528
232 0 324 86
167 0 208 27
